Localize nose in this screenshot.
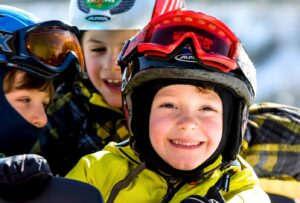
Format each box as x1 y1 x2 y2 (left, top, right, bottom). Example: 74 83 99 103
177 112 199 130
31 106 48 128
103 46 121 72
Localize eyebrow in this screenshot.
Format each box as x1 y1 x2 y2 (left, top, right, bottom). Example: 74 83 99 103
87 38 104 44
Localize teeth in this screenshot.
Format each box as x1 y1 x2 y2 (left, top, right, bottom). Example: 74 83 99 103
172 140 200 146
107 79 121 84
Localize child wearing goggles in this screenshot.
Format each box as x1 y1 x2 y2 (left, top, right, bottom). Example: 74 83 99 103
0 5 104 203
36 0 186 176
66 10 270 203
0 4 85 157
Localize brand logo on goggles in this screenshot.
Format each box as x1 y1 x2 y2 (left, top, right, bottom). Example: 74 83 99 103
86 15 111 22
0 31 13 54
86 0 121 10
175 54 196 63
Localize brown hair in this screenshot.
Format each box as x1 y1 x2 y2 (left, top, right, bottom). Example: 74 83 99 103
196 85 214 94
3 69 54 101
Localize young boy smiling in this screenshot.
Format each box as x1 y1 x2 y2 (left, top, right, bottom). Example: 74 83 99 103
38 0 186 176
150 84 223 171
66 9 270 203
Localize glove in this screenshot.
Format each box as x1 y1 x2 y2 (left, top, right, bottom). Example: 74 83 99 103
0 154 52 200
181 195 220 203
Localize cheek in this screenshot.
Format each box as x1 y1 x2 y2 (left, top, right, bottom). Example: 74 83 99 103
149 126 164 156
7 100 31 121
85 57 102 74
149 111 162 136
149 112 169 147
205 120 223 145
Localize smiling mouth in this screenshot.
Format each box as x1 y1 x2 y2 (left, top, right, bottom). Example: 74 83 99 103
170 140 202 147
104 79 122 91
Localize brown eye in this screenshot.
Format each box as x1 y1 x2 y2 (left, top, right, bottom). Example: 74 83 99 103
200 106 215 112
91 47 106 52
18 98 30 104
160 103 177 109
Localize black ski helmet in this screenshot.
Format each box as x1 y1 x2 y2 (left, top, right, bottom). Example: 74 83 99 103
118 9 256 179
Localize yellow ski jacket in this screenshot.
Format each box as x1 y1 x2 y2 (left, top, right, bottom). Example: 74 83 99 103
66 142 270 203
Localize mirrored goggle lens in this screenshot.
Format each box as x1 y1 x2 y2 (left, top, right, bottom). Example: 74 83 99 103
147 25 232 57
25 26 85 73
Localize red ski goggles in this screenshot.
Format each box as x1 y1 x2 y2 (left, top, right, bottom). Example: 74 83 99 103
0 20 85 78
118 10 240 72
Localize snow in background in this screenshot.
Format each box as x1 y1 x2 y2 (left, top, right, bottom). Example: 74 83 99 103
2 0 300 107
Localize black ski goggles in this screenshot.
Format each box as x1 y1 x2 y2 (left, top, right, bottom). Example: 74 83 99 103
0 20 86 79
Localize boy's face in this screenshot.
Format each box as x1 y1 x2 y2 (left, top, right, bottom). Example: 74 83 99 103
4 71 50 128
149 84 223 170
81 30 138 108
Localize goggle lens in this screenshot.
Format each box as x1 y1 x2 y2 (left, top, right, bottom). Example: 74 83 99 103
149 25 231 57
119 11 239 72
26 26 85 73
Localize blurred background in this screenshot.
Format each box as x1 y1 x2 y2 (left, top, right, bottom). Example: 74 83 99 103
2 0 300 107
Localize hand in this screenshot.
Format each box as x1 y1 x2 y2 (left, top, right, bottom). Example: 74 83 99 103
0 154 52 196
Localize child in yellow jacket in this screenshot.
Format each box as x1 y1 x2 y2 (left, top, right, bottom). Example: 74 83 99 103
66 9 270 203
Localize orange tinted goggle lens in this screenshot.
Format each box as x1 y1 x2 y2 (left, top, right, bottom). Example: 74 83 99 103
26 26 85 72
